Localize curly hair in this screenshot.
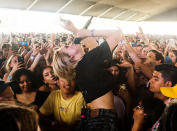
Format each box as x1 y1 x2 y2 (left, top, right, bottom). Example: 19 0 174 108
12 68 37 91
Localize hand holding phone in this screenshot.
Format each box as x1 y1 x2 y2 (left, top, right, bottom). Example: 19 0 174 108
18 56 24 64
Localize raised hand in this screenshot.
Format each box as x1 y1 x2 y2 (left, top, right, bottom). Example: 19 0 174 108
133 106 146 126
60 17 78 34
11 62 24 74
138 26 144 34
40 42 51 55
117 61 132 68
75 29 89 38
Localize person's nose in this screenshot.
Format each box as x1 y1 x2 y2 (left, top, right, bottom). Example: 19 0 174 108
49 73 53 78
23 81 28 86
149 78 154 85
65 81 71 86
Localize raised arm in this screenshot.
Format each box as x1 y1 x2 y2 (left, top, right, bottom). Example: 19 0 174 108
137 26 150 47
60 18 122 52
124 43 153 79
124 43 142 63
75 29 122 51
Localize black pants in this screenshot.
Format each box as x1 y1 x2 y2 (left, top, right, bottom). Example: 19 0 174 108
76 108 119 131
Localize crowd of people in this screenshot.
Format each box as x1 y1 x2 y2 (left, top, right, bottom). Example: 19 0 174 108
0 18 177 131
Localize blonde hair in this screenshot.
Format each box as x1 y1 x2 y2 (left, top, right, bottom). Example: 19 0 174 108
5 55 18 72
53 48 78 80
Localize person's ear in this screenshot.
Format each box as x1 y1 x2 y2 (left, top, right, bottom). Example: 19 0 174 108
165 81 172 87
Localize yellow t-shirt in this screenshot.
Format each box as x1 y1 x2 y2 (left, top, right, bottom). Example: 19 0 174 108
40 90 85 125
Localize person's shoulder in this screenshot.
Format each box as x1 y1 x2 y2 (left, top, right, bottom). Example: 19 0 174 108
73 91 85 106
91 40 109 51
79 41 110 62
38 85 46 91
49 90 61 97
51 89 61 94
74 91 85 101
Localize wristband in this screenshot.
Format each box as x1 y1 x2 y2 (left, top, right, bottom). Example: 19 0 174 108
73 38 83 44
30 55 35 60
90 29 95 37
8 75 12 80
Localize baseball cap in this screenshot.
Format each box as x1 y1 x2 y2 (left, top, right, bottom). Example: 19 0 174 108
160 84 177 98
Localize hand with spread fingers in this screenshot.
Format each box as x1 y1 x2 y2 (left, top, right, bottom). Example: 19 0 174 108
60 17 78 34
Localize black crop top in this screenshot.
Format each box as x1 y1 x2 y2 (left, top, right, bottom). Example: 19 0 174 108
76 41 115 103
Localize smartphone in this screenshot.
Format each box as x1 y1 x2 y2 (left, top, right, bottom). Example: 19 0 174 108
18 56 24 63
18 41 28 46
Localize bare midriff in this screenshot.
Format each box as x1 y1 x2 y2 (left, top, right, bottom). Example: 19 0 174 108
87 91 115 110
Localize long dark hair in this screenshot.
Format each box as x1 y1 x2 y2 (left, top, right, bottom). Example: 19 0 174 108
158 101 177 131
140 97 165 130
12 68 38 92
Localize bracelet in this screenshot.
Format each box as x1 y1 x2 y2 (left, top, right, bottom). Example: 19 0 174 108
90 29 95 37
30 55 35 60
8 75 12 80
